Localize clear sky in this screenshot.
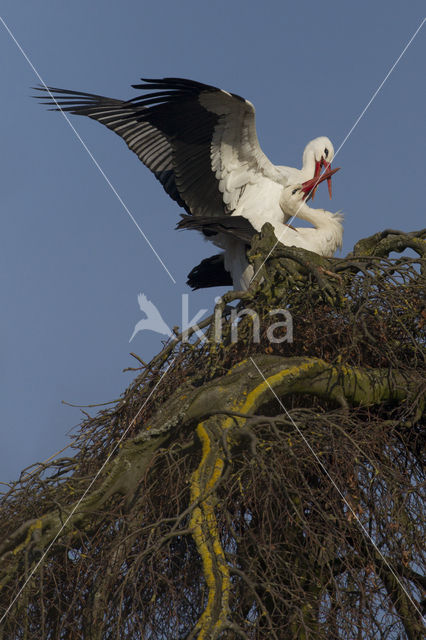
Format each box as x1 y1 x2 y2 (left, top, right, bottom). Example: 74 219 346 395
0 1 425 483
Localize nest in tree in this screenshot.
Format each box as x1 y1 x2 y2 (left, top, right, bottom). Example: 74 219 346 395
0 228 425 639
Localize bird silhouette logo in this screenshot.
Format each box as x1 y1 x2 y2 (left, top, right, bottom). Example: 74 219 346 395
129 293 173 342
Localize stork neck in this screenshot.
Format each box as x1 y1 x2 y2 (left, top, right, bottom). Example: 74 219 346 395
300 150 316 182
295 202 344 256
297 202 340 230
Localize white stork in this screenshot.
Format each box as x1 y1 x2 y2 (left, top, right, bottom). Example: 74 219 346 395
37 77 340 288
181 179 343 289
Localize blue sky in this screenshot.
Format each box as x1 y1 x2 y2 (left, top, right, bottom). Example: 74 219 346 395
0 1 425 483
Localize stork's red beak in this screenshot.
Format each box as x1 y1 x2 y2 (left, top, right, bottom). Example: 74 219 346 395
308 159 338 200
301 164 340 201
323 160 334 199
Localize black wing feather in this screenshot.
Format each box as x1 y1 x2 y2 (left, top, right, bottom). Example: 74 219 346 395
186 254 232 290
34 77 245 218
177 214 256 244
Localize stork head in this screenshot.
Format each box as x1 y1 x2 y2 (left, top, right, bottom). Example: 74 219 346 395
279 182 308 217
302 136 337 200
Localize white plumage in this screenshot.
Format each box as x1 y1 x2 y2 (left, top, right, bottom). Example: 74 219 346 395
37 77 341 289
220 184 344 290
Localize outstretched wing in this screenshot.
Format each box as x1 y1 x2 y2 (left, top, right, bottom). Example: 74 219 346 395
36 77 282 218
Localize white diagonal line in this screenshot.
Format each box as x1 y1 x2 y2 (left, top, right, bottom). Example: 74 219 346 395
250 17 426 284
0 360 173 625
0 15 176 284
333 17 426 159
250 356 423 619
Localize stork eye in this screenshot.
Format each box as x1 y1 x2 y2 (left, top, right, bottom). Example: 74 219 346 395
292 188 299 195
324 148 329 158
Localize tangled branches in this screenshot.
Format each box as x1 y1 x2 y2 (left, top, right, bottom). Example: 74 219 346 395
0 228 425 639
